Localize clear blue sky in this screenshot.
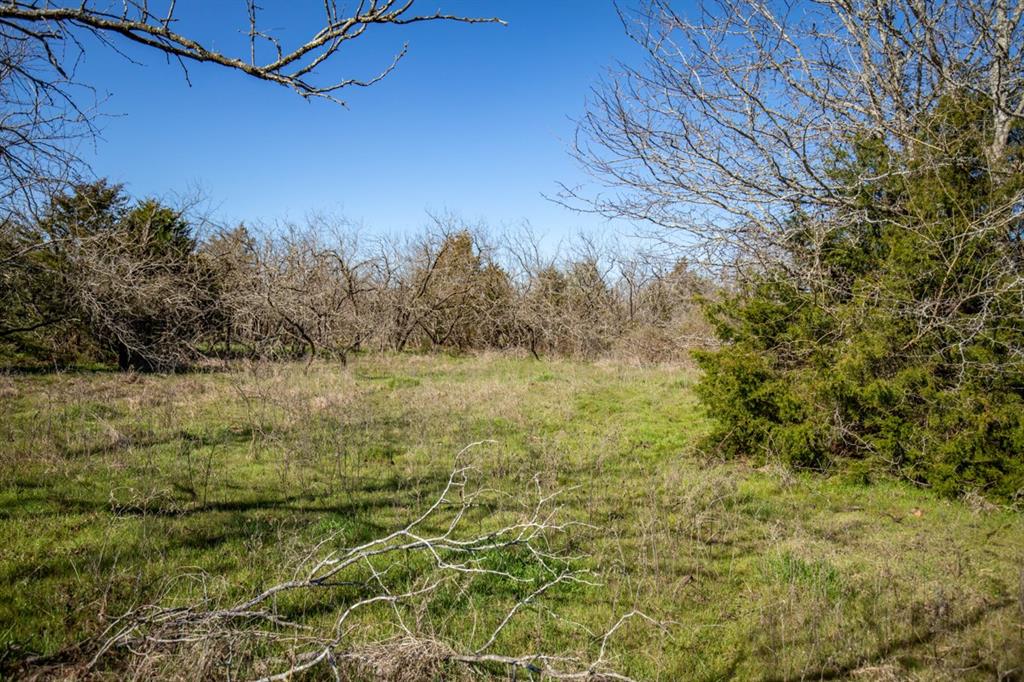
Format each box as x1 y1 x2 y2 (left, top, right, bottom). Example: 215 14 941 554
75 1 641 239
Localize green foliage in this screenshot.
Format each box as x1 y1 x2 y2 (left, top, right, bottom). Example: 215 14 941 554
1 181 205 370
38 178 128 241
0 181 128 364
762 551 845 601
410 230 516 351
121 198 195 261
696 92 1024 499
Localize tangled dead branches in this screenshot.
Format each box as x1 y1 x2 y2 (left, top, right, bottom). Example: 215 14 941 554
86 443 660 681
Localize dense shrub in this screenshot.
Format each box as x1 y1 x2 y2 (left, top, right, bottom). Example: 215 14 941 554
1 181 209 370
695 94 1024 499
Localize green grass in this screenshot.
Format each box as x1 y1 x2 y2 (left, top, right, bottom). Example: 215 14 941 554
1 353 1022 680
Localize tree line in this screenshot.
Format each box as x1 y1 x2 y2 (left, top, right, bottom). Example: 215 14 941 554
0 180 711 371
2 0 1021 500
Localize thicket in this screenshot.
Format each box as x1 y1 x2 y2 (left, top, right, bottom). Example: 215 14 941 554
0 182 710 370
695 94 1024 499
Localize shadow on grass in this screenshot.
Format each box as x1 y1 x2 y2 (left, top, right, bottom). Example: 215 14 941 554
762 597 1017 682
1 469 467 579
0 363 119 376
53 424 269 460
0 466 513 678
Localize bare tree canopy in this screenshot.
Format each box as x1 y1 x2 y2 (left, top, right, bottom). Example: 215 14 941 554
571 0 1024 269
1 181 712 371
0 1 504 209
0 1 505 101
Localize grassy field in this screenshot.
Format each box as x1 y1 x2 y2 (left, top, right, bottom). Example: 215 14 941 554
1 353 1022 680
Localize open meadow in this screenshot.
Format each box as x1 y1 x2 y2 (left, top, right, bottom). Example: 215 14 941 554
3 0 1024 680
1 354 1022 680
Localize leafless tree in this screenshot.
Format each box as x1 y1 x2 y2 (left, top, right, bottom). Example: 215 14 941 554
496 228 708 361
199 216 376 365
0 2 507 370
356 217 510 354
0 31 91 213
256 219 372 363
197 223 259 358
570 0 1024 266
8 199 714 370
62 194 210 370
0 1 504 213
612 249 714 362
0 1 505 103
568 0 1024 371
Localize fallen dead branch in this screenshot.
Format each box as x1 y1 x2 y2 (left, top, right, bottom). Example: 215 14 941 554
86 442 661 680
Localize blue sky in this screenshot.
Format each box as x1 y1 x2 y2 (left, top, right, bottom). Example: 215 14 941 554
75 2 642 239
